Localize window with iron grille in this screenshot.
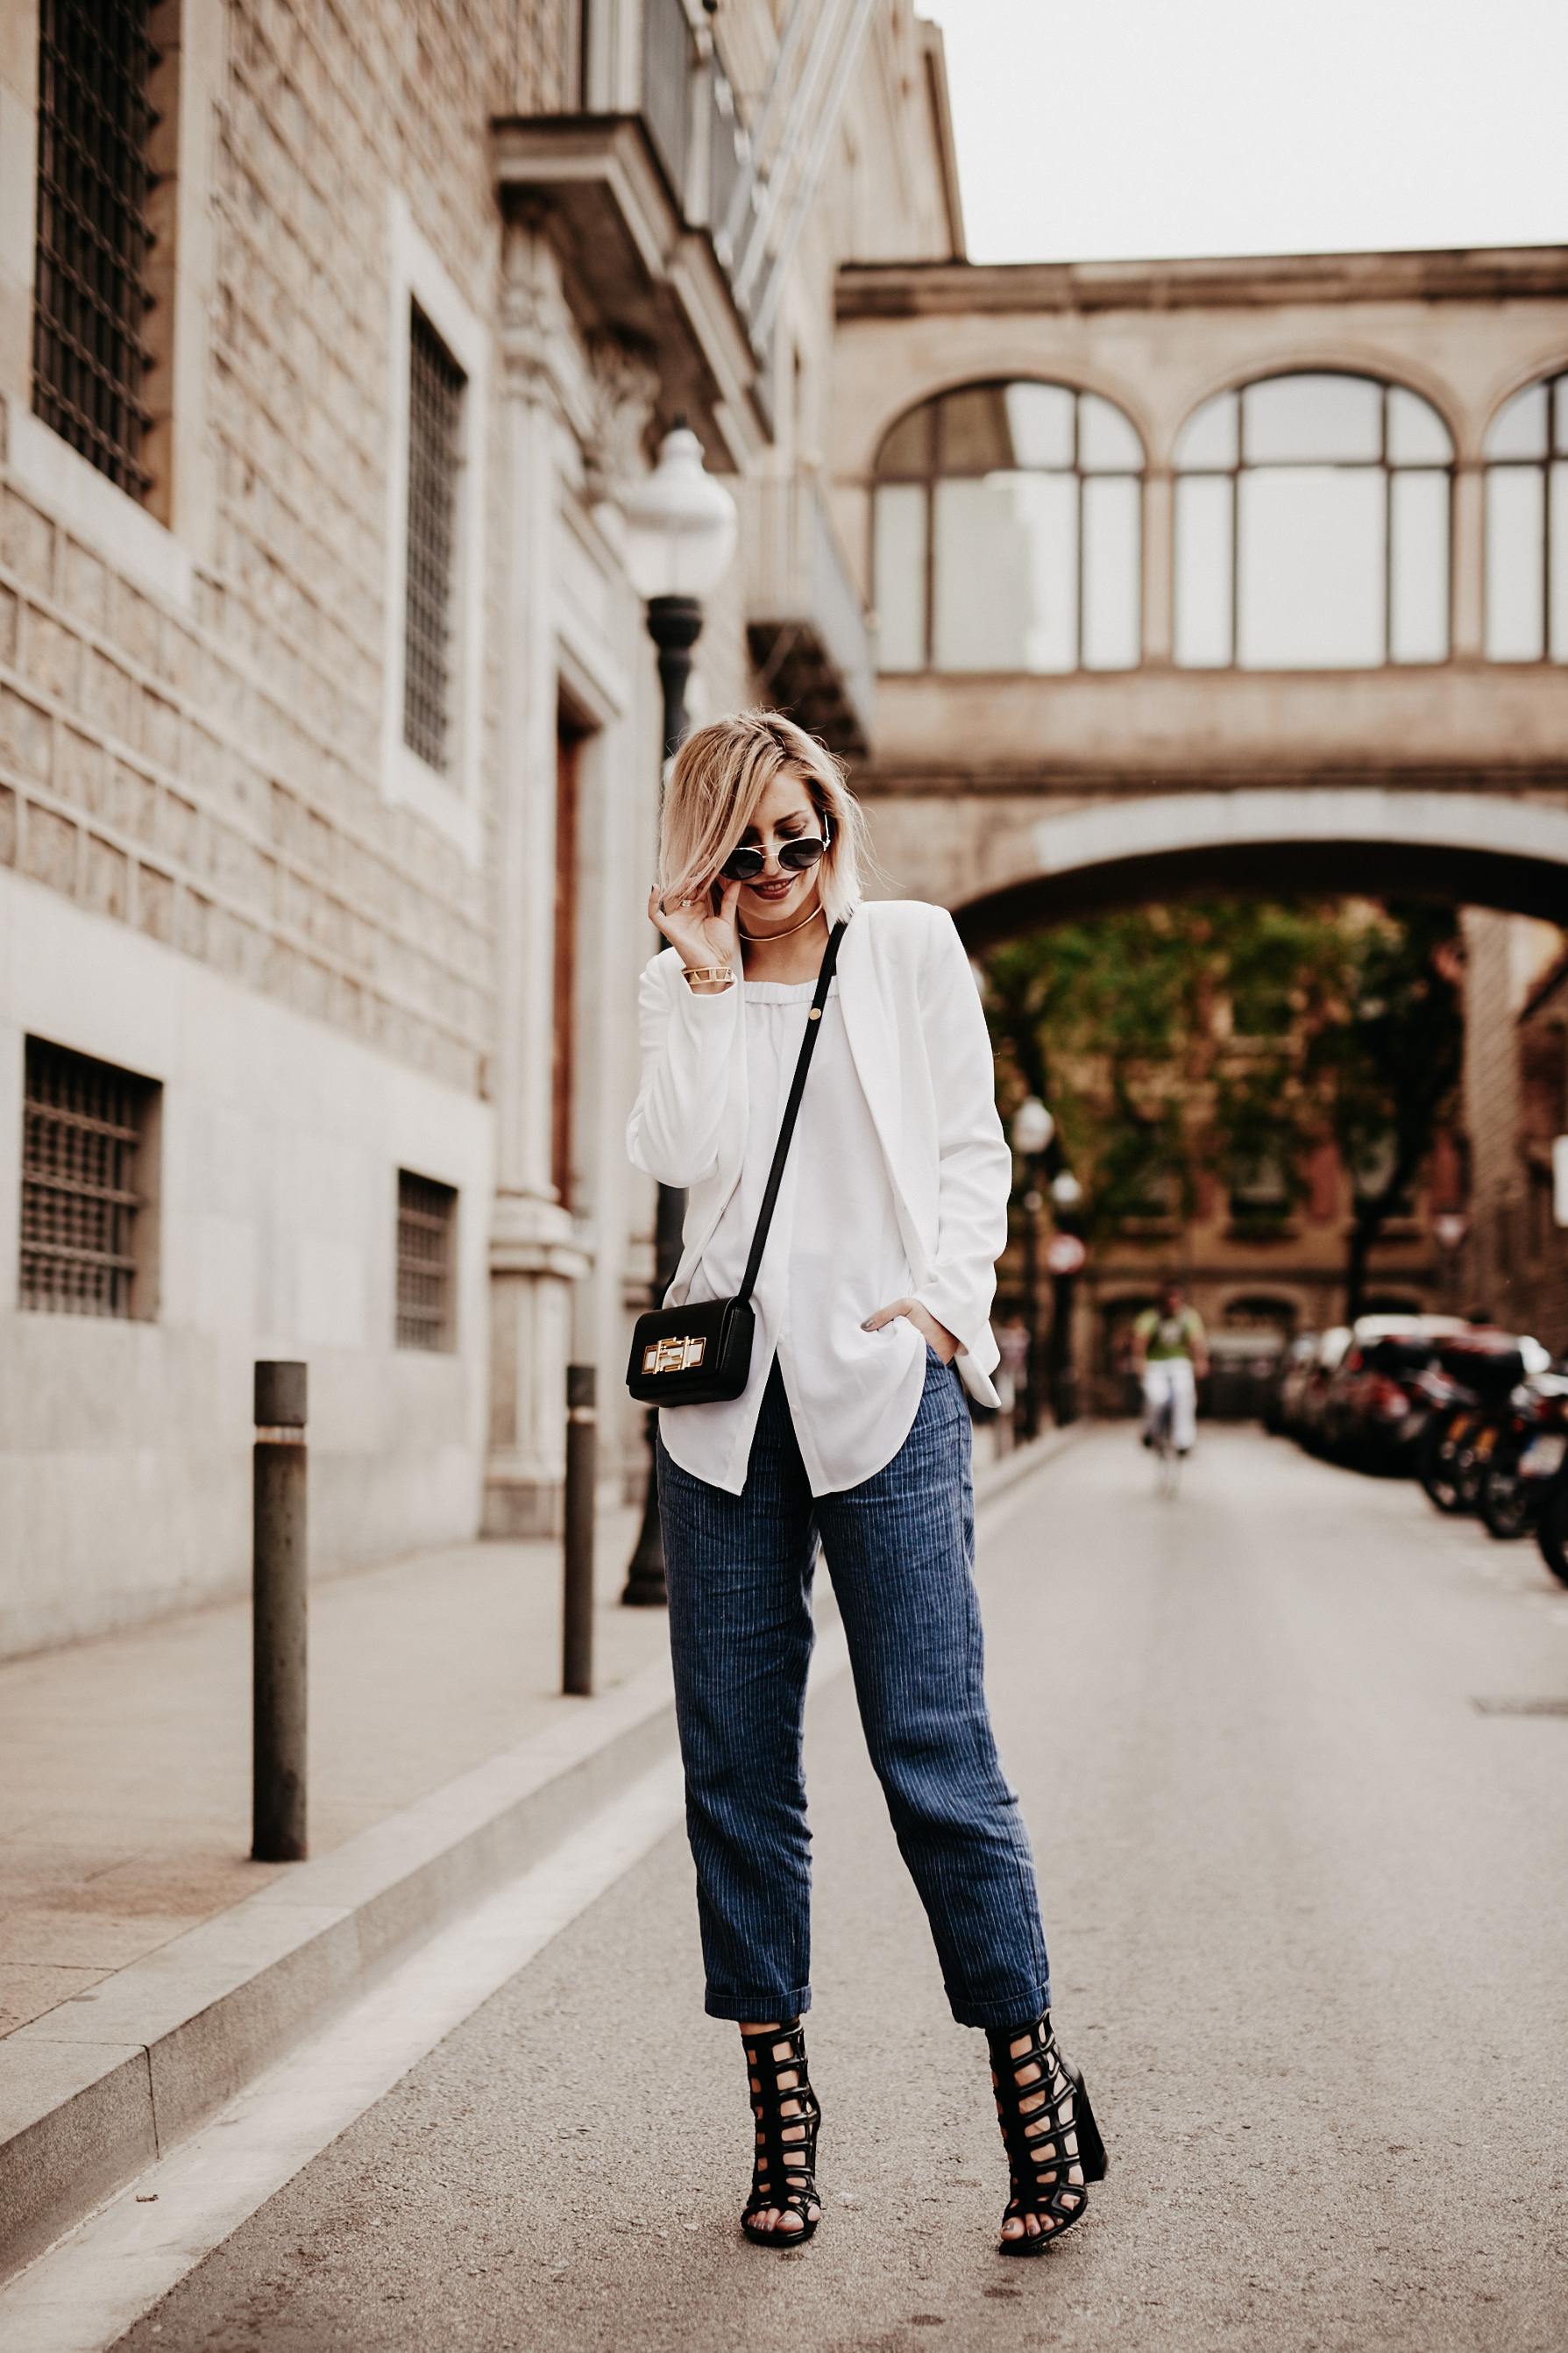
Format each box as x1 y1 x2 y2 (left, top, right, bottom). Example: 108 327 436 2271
396 1169 457 1351
21 1037 157 1318
402 306 465 774
32 0 158 498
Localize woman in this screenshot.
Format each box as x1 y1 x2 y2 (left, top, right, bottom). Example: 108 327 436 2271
628 711 1105 2255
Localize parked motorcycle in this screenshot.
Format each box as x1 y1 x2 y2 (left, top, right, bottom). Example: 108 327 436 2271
1417 1397 1483 1513
1535 1452 1568 1587
1415 1333 1540 1514
1474 1374 1568 1538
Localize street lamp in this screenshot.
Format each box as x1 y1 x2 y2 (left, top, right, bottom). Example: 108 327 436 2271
1011 1097 1054 1156
620 425 738 1608
1047 1169 1084 1426
1010 1098 1054 1438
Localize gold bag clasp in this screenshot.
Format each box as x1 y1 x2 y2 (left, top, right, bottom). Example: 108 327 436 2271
642 1333 706 1376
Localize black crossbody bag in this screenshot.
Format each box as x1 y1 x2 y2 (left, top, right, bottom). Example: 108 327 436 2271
626 920 848 1408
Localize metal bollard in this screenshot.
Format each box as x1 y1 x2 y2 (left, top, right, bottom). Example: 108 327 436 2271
252 1361 308 1861
563 1365 597 1697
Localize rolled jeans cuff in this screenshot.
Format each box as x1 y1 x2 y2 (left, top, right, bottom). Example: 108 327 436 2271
705 1981 813 2023
946 1976 1053 2033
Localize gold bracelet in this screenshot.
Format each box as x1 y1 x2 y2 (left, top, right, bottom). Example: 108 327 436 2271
682 965 734 988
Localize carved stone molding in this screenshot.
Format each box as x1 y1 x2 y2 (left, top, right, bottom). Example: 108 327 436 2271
583 335 660 504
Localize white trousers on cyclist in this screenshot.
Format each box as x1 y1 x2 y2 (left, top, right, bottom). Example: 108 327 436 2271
1141 1359 1196 1452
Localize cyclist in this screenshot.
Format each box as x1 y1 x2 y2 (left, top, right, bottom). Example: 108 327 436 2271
1132 1281 1210 1456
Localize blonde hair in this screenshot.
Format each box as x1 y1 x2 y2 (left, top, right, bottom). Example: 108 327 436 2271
659 712 872 928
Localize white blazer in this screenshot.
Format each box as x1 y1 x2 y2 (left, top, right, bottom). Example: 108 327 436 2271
626 898 1011 1408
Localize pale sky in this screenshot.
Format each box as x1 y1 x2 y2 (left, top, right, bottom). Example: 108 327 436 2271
921 1 1568 265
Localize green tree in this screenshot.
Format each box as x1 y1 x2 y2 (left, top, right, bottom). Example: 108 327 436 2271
983 898 1462 1314
1305 904 1464 1320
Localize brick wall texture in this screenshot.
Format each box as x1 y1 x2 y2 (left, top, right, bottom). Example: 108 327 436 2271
0 0 573 1096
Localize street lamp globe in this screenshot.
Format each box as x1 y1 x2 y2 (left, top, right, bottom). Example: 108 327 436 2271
1050 1169 1083 1209
1011 1096 1054 1156
622 425 738 601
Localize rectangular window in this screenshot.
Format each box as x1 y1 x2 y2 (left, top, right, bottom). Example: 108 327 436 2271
933 473 1076 673
1389 469 1451 665
1485 467 1545 662
396 1169 457 1351
1229 1155 1291 1232
21 1037 158 1317
1238 467 1386 670
32 0 158 497
1550 464 1568 664
872 483 927 672
1174 473 1233 667
402 305 466 774
1081 474 1141 671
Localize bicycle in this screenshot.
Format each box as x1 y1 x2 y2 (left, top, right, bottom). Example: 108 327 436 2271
1149 1390 1181 1498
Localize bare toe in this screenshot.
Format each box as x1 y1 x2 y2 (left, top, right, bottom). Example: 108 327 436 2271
990 2015 1096 2252
739 2020 821 2246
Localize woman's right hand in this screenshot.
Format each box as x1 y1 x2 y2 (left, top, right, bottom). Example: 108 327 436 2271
649 877 741 981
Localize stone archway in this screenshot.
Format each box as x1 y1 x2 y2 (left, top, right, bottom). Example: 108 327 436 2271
883 780 1568 1412
860 786 1568 942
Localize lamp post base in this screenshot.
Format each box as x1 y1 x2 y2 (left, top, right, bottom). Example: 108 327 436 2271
622 1184 684 1609
621 1408 668 1606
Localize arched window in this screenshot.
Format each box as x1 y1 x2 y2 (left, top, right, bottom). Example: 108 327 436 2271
1174 373 1452 670
1483 371 1567 663
872 381 1143 674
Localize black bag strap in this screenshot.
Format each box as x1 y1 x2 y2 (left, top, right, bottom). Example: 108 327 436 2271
735 919 848 1311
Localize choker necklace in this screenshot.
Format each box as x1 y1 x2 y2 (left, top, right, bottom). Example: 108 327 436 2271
737 901 827 944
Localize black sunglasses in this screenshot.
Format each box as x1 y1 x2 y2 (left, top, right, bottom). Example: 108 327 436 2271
720 825 831 883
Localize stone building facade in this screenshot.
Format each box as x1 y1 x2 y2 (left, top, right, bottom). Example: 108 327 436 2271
0 0 961 1653
5 3 1566 1657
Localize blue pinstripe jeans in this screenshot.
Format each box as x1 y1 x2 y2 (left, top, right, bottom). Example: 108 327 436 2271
657 1349 1052 2031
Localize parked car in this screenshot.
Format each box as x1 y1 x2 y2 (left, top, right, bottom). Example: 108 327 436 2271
1295 1327 1352 1454
1318 1316 1470 1470
1266 1332 1320 1434
1205 1328 1288 1421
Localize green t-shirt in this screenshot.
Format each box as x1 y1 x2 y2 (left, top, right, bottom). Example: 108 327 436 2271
1134 1306 1205 1361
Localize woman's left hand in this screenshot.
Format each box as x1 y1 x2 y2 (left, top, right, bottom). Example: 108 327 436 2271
862 1298 959 1362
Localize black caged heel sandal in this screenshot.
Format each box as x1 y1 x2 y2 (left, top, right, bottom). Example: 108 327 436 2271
739 2020 822 2246
987 2012 1107 2255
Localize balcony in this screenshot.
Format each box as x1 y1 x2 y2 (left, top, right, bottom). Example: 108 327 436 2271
493 0 769 468
496 0 877 472
747 473 876 757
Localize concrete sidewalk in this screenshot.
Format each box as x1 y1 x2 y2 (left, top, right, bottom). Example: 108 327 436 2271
0 1505 662 2044
0 1425 1077 2282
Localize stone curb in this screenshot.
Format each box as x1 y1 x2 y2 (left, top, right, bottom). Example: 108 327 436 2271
0 1653 678 2282
971 1418 1087 1509
0 1422 1086 2284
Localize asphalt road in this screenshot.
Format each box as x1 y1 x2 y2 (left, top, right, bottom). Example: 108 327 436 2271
116 1425 1568 2353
